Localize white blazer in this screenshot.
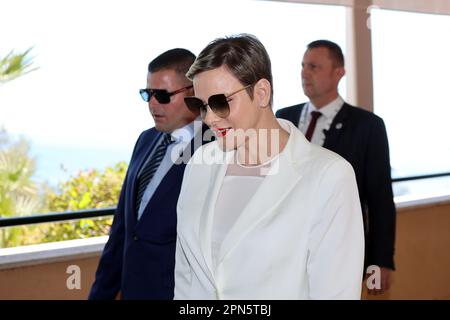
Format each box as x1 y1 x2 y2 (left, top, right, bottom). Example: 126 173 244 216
174 119 365 300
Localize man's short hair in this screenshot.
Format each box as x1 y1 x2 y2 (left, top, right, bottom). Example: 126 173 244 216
148 48 196 78
307 40 344 68
186 34 273 105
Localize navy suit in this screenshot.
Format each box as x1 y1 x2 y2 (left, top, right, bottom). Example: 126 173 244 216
276 103 396 270
89 124 210 300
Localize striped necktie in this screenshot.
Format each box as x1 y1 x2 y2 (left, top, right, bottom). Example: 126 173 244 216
135 133 173 211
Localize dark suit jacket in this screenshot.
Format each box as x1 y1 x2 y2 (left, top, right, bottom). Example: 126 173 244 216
276 103 396 270
89 123 211 300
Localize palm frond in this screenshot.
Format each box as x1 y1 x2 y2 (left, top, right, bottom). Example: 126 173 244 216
0 47 39 84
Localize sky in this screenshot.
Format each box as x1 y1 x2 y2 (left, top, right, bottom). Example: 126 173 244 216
0 0 345 147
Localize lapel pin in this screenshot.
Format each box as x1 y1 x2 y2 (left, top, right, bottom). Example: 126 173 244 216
335 123 343 130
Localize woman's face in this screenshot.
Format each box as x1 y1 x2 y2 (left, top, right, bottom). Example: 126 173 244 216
193 66 261 152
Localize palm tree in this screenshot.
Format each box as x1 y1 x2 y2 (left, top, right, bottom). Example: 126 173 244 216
0 48 40 246
0 48 38 84
0 128 41 247
0 48 39 219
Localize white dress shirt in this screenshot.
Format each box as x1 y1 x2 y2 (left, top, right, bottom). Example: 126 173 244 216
298 96 344 146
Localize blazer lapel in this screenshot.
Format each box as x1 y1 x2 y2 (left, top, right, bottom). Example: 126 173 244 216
199 148 235 280
285 103 305 127
323 103 350 149
294 103 306 127
135 132 162 175
130 132 161 221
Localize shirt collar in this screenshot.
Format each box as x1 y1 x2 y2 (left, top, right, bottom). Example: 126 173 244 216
308 95 344 120
170 117 202 143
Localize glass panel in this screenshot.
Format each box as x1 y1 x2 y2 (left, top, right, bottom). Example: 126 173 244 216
371 8 450 181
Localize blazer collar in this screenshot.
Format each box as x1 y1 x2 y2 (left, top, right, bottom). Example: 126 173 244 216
292 103 306 127
130 131 161 218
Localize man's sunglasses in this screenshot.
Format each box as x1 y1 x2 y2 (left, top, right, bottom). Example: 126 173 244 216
139 85 193 104
184 84 252 118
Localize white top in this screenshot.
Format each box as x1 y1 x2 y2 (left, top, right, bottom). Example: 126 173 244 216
211 156 276 268
298 96 344 146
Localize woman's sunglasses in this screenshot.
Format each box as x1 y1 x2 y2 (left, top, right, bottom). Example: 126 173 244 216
139 85 193 104
184 84 253 118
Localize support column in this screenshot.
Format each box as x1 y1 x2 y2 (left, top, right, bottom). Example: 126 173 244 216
345 0 374 112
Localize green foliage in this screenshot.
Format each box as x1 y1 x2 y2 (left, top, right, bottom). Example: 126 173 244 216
0 48 38 84
0 129 127 248
0 128 39 216
41 162 127 243
46 162 126 211
0 47 41 247
0 129 41 247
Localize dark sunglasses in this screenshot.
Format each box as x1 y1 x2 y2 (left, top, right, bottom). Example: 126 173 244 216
184 84 253 118
139 85 193 104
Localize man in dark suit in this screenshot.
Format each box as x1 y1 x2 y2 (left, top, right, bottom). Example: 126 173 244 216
89 48 209 299
276 40 396 295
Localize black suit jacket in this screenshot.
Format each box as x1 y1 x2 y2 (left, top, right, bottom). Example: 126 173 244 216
89 122 211 300
276 103 396 270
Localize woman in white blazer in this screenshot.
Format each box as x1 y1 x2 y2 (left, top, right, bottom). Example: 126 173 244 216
175 34 365 300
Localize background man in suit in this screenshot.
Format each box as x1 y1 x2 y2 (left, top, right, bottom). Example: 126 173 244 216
89 48 206 299
276 40 396 295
